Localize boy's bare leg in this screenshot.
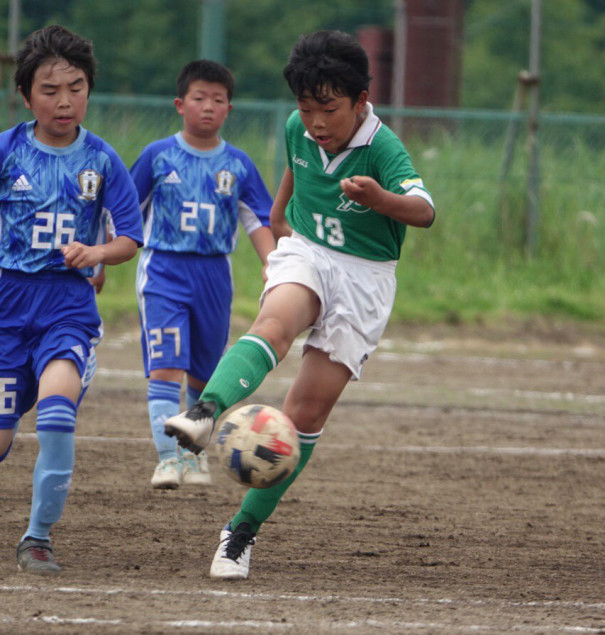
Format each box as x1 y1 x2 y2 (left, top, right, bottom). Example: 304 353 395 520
210 347 351 579
164 283 320 452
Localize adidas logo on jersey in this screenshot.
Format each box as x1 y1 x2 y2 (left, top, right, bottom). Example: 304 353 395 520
12 175 32 191
163 171 181 184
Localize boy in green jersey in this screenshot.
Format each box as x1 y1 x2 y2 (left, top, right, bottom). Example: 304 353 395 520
165 30 436 579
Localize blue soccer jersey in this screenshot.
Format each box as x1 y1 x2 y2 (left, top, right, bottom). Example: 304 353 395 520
130 133 271 254
0 122 143 277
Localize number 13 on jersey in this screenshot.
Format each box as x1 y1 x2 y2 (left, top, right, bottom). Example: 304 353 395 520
312 213 345 247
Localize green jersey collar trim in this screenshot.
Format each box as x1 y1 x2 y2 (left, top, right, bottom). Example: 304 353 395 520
303 102 381 149
346 102 381 148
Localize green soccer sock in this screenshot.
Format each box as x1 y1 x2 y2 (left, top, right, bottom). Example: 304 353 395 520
202 334 278 418
230 430 321 534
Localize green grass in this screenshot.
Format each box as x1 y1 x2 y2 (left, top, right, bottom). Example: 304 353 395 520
3 96 602 327
87 104 605 328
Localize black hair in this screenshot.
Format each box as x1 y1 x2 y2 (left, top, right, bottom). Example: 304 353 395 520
176 59 235 101
283 30 371 103
14 25 96 101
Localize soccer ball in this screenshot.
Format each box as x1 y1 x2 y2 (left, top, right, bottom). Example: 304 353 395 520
216 404 300 489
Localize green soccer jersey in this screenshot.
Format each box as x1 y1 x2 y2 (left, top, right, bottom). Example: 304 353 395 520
285 103 434 261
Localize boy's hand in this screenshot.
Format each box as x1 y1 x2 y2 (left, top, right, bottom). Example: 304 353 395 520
62 242 104 269
340 175 383 210
88 268 106 294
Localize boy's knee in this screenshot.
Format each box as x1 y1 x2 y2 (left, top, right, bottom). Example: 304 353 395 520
0 429 14 462
285 400 327 434
251 317 293 360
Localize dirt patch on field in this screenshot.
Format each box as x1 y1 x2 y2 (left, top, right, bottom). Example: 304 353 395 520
1 321 604 633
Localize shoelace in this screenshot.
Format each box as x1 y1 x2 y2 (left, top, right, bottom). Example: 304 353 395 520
186 402 217 431
224 530 255 561
181 455 200 470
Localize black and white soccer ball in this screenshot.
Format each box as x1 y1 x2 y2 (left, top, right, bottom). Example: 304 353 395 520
216 404 300 489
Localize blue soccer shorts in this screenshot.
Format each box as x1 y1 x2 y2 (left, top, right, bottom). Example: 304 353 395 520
136 249 233 382
0 269 102 430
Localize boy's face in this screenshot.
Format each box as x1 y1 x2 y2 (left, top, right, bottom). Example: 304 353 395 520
297 88 368 154
21 58 89 147
175 80 232 144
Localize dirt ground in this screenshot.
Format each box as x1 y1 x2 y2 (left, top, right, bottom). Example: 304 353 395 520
1 319 605 634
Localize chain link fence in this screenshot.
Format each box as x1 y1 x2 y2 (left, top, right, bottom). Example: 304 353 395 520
1 89 604 269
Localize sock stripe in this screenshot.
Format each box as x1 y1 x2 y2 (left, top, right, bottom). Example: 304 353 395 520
37 413 76 425
298 429 322 445
37 395 77 413
38 405 76 419
148 380 181 404
37 424 76 433
36 396 77 433
239 335 278 369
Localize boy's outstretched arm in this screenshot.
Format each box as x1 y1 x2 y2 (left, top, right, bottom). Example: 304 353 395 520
270 168 294 241
340 176 435 228
62 235 138 270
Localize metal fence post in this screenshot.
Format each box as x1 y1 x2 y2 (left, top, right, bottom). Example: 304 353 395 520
526 0 541 256
272 100 290 192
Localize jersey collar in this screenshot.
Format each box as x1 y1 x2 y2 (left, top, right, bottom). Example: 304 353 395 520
304 102 382 175
175 132 226 157
344 102 382 148
26 121 87 155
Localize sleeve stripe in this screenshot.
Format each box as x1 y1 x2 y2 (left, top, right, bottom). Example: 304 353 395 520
405 186 434 209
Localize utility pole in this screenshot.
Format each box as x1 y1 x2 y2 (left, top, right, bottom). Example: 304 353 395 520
6 0 21 126
526 0 541 256
9 0 21 55
199 0 225 62
391 0 407 139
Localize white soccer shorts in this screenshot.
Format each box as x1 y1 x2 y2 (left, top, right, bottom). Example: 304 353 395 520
261 232 397 380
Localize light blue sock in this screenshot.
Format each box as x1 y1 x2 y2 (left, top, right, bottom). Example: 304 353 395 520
186 385 202 409
148 380 181 461
181 385 204 461
23 395 77 541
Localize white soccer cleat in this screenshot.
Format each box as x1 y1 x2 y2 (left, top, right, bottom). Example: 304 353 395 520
180 448 212 486
210 523 256 580
151 457 181 489
164 400 217 455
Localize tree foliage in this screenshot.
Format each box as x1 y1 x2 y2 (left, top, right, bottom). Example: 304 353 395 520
1 0 604 112
463 0 605 112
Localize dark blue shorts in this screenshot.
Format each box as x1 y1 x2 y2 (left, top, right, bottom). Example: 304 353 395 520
135 249 232 382
0 269 102 429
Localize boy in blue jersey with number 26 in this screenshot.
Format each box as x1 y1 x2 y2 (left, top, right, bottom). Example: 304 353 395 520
130 60 274 490
0 25 143 574
165 30 436 580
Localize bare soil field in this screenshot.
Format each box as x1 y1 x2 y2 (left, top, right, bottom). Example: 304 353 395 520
2 320 605 634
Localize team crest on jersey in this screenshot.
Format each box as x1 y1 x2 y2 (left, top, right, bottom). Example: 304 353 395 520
78 169 103 201
215 170 235 195
336 192 370 214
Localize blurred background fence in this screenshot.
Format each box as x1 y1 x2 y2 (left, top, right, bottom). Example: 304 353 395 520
1 0 604 323
1 89 604 322
4 91 603 207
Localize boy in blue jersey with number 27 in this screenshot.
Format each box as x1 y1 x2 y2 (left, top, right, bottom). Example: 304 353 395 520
130 60 274 490
0 25 143 574
165 30 436 580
